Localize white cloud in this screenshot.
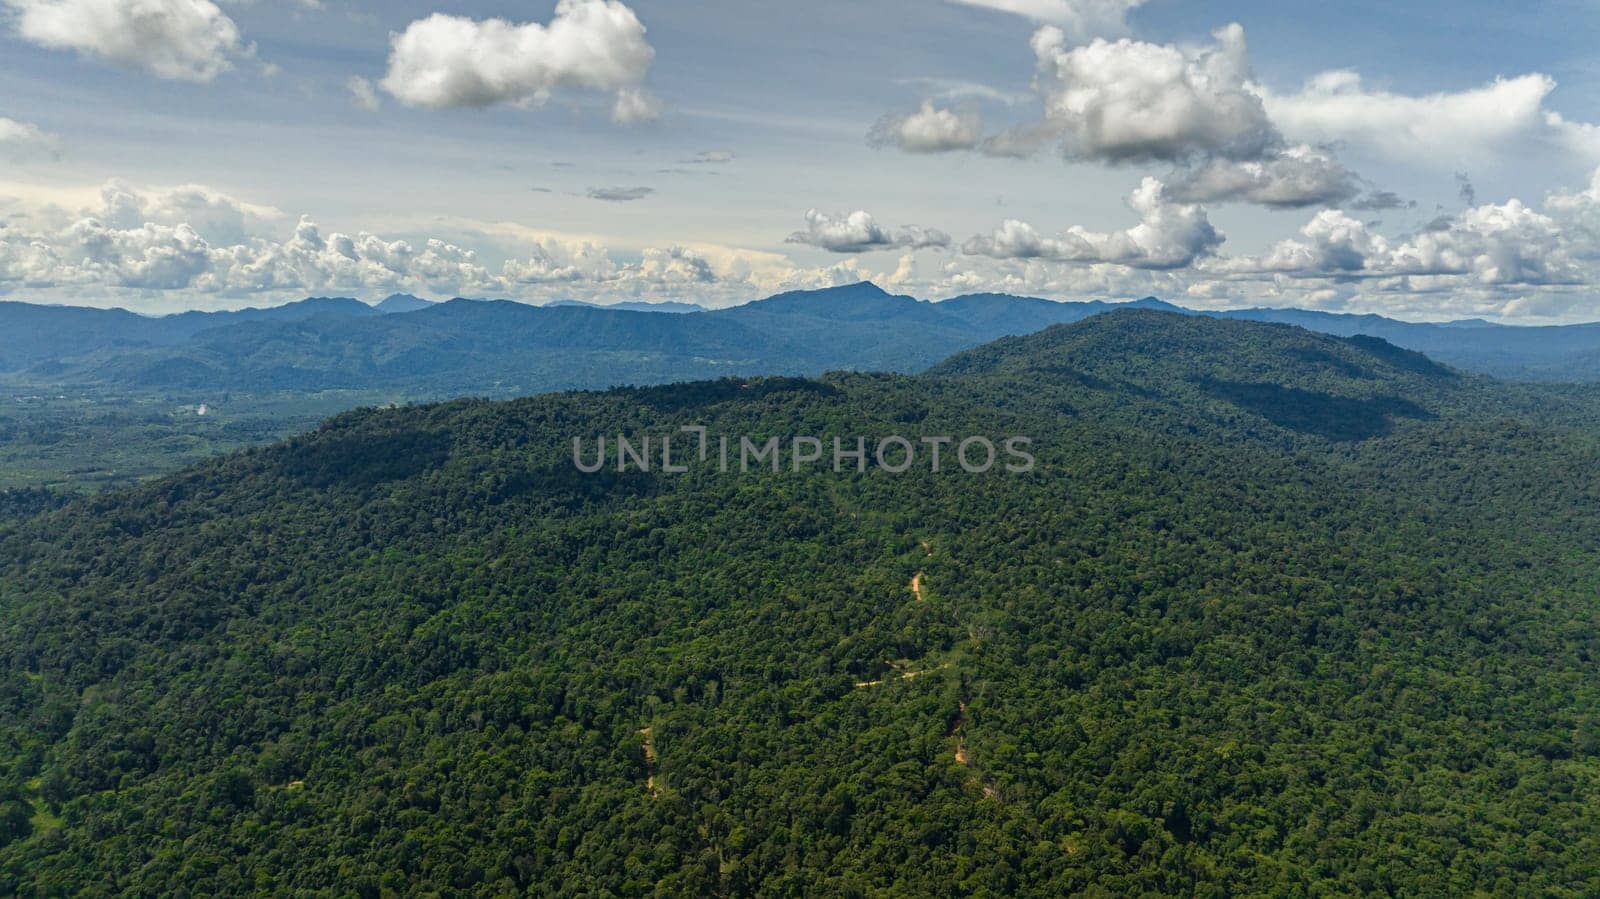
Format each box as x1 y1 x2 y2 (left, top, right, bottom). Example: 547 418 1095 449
380 0 658 124
63 218 216 289
0 211 553 298
347 76 381 112
6 0 248 82
1216 200 1585 287
786 209 951 253
868 22 1399 213
869 101 983 153
1547 112 1600 162
1162 144 1362 209
1258 71 1597 165
0 116 60 160
1434 202 1583 286
964 177 1223 269
610 87 661 124
501 240 608 285
1029 23 1275 163
948 0 1146 38
201 217 502 296
92 179 284 245
0 179 924 308
1547 166 1600 258
622 245 716 286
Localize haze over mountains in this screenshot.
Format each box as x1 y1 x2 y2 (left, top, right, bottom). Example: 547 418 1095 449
7 284 1600 397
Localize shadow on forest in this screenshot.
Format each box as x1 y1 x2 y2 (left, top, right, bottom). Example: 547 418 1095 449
280 428 452 488
629 377 843 412
1196 377 1433 441
1341 335 1458 379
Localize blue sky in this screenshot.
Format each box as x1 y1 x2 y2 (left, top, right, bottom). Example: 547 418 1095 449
2 0 1600 320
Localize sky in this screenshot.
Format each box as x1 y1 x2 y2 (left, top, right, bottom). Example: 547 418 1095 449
2 0 1600 321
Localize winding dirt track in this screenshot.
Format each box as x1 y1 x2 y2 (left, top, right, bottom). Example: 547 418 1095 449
639 727 660 798
952 702 970 765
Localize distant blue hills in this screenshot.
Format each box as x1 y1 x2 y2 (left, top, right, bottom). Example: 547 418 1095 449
4 282 1600 394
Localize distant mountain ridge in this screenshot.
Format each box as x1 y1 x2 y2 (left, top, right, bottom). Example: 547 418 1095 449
546 299 702 314
1203 307 1600 380
5 283 1600 391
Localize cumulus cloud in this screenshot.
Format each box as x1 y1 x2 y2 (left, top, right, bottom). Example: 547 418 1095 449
92 180 284 245
1029 23 1274 163
500 239 609 284
1161 144 1361 208
1216 200 1585 287
380 0 658 124
1546 166 1600 259
964 177 1223 269
786 210 951 254
1260 71 1586 165
0 116 60 160
586 186 654 202
1548 111 1600 162
1001 27 1600 172
861 18 1415 222
0 179 940 307
875 23 1281 165
0 211 586 298
933 160 1600 317
5 0 248 81
869 101 984 153
948 0 1146 38
623 245 716 285
0 183 534 297
871 21 1410 214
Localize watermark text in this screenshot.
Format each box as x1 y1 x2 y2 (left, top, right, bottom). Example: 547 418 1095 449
573 427 1034 474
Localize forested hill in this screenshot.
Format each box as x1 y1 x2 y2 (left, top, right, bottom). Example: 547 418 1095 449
4 312 1600 894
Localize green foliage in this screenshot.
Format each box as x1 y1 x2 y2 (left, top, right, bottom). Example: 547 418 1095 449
2 312 1600 894
0 389 392 492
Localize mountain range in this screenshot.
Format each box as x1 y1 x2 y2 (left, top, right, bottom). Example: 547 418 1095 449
7 284 1600 397
4 311 1598 894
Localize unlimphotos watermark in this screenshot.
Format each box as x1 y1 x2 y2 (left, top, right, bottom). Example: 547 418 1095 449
573 427 1035 474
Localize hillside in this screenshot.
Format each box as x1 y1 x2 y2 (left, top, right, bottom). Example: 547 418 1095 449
3 312 1599 894
1210 307 1600 381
